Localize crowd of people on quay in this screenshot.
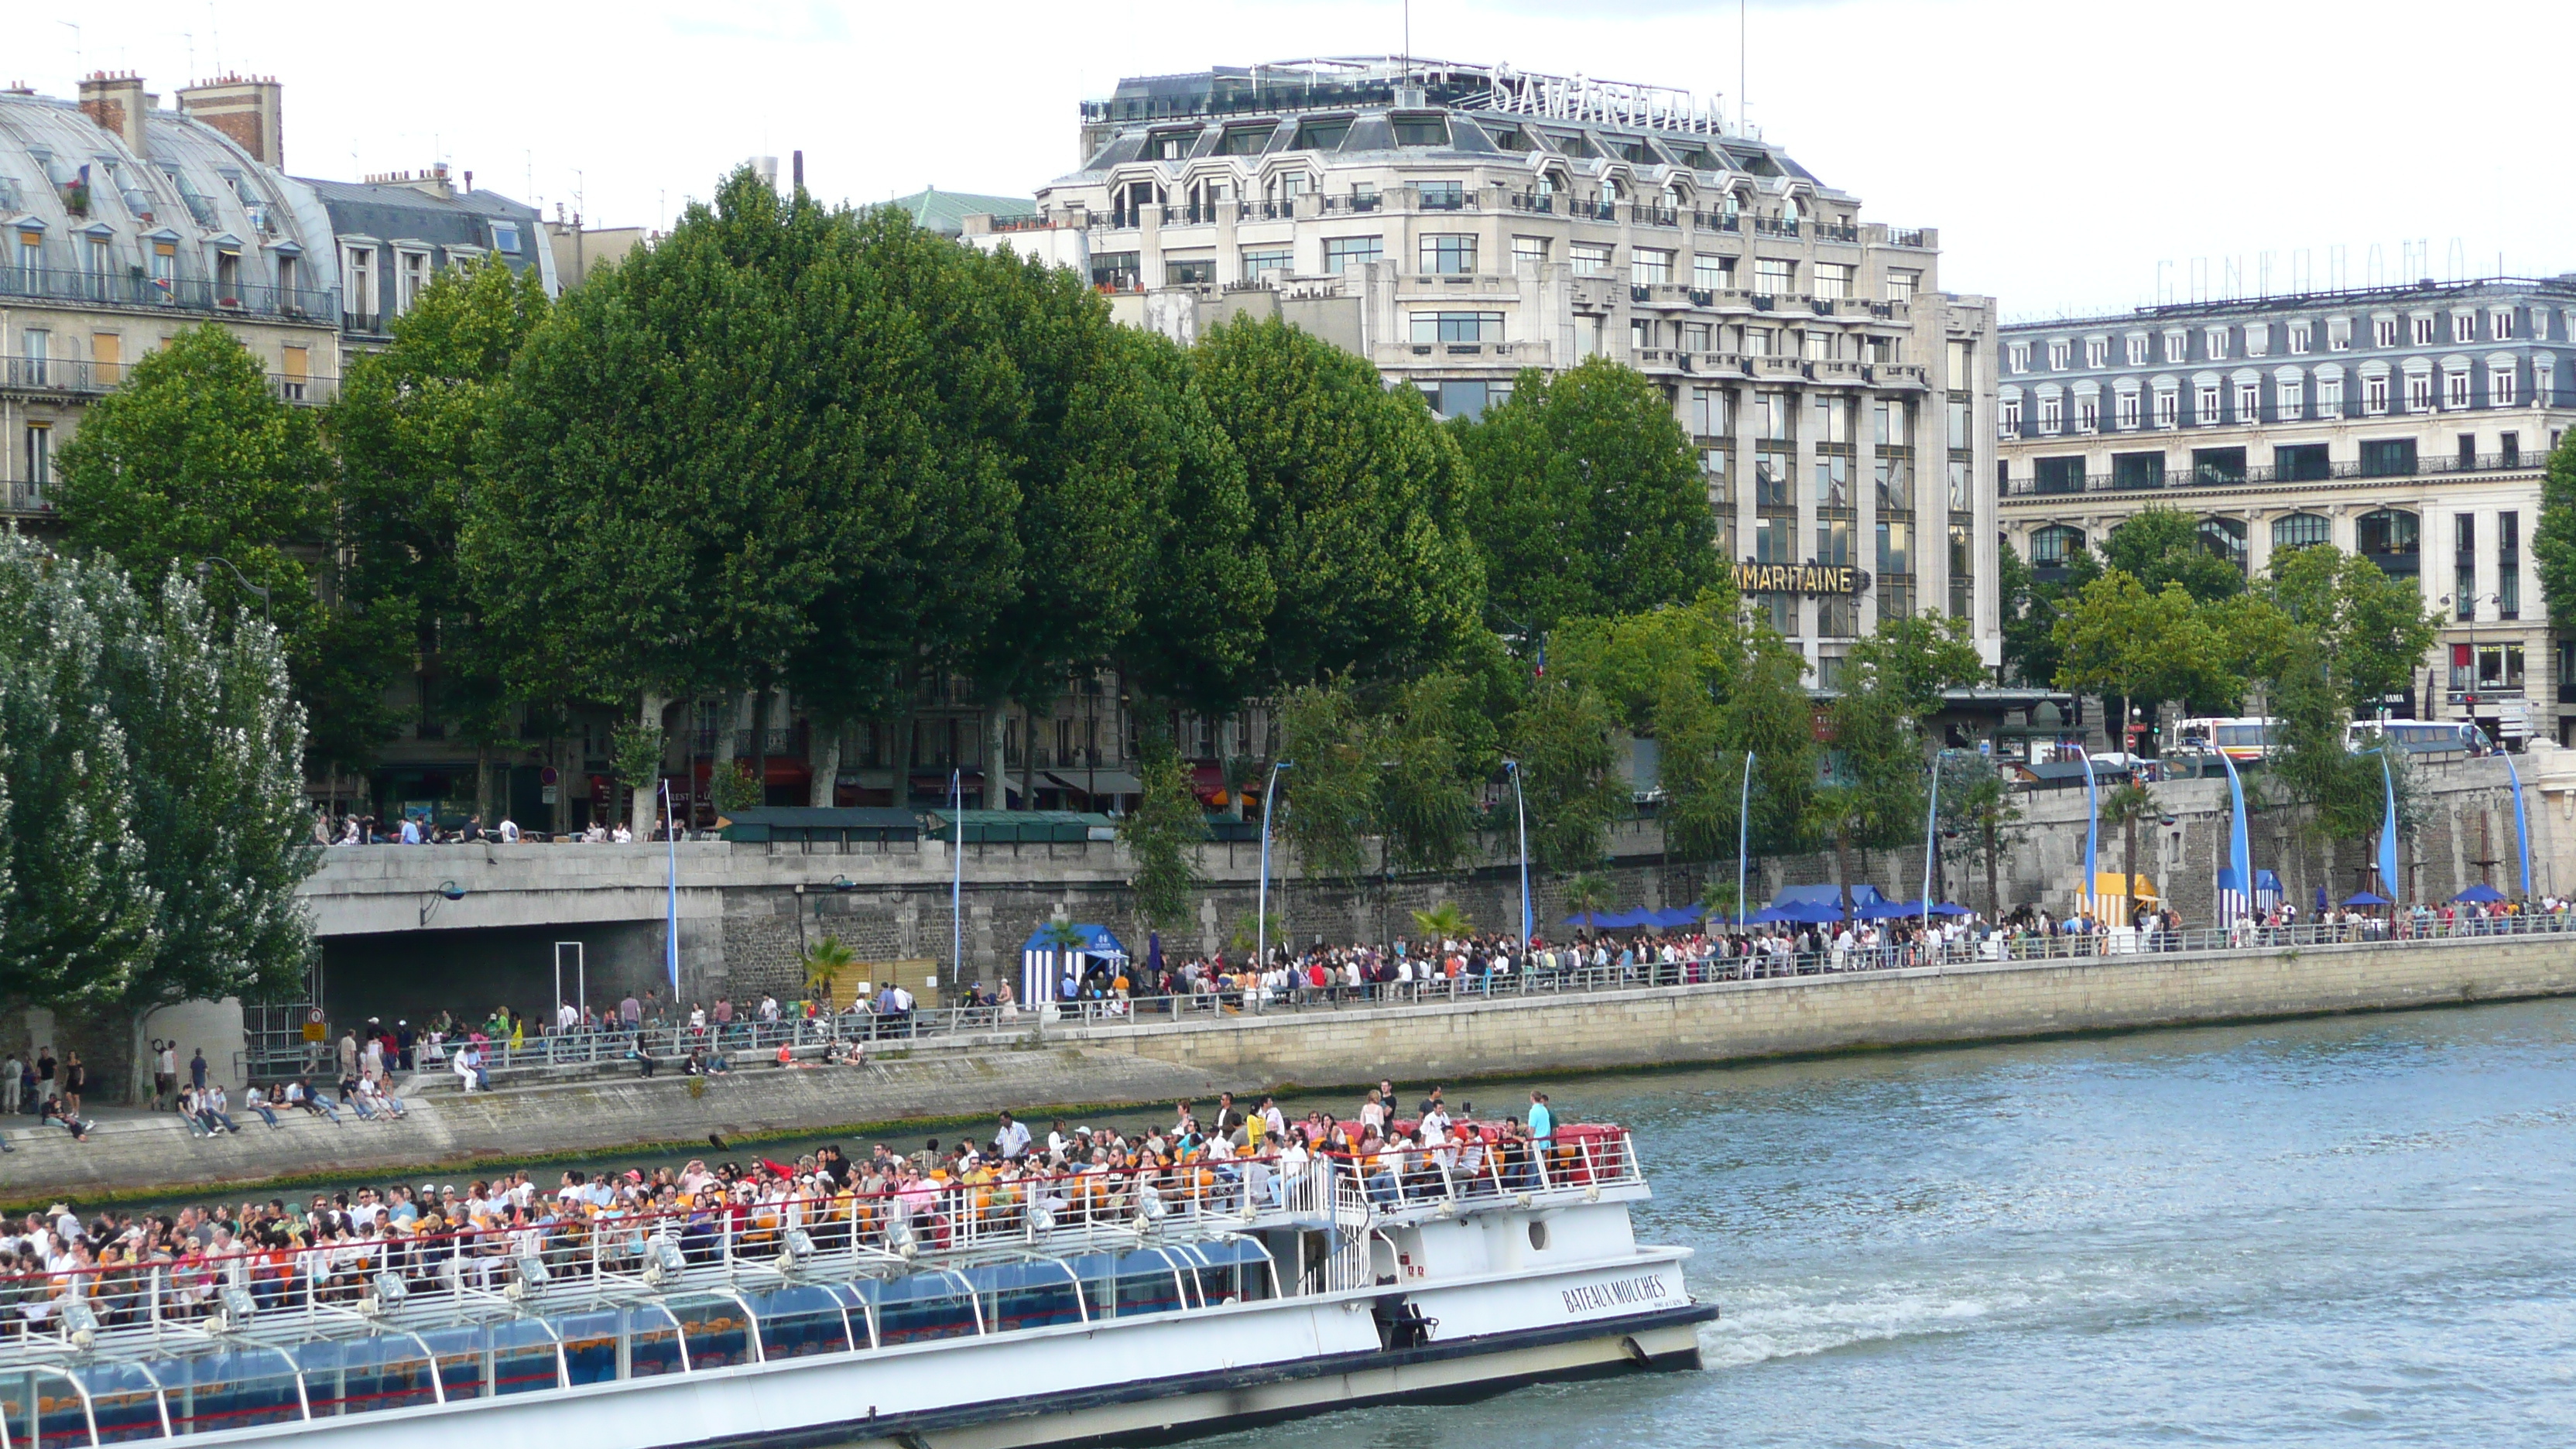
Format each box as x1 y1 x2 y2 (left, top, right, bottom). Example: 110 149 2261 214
0 1083 1591 1331
313 811 662 846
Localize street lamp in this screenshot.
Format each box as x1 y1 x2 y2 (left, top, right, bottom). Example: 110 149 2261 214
194 557 270 622
1256 760 1293 972
1503 759 1531 948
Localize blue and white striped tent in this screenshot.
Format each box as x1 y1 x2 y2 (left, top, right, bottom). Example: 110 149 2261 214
2217 867 2283 923
1020 923 1128 1005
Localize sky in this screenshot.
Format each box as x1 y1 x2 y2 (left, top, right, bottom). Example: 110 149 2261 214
4 0 2567 319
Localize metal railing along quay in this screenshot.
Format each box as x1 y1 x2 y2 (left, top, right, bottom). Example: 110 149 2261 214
258 909 2569 1085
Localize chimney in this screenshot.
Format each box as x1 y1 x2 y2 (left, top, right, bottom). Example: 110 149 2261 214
176 74 283 167
77 71 149 155
793 150 803 191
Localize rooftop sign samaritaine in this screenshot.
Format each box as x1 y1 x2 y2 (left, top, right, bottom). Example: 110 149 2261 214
1735 563 1870 596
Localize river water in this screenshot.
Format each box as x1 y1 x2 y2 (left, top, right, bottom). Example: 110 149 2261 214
132 999 2576 1444
1215 999 2576 1447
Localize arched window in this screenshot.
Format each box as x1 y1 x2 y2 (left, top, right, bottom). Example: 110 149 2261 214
2198 516 2248 570
2030 525 2086 567
2270 513 2331 552
2355 509 2420 571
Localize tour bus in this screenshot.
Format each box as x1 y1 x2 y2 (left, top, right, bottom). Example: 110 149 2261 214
2174 717 2280 762
2347 718 2493 756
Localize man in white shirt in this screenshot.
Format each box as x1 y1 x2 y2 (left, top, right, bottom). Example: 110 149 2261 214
497 816 520 842
995 1112 1032 1160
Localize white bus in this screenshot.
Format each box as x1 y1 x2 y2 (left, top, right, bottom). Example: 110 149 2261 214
2174 717 2280 762
2347 718 2492 756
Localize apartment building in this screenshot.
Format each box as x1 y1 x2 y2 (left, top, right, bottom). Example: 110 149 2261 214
0 73 344 526
1996 276 2576 745
982 57 2003 681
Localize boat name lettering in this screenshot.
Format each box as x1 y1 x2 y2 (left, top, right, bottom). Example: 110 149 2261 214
1561 1273 1669 1314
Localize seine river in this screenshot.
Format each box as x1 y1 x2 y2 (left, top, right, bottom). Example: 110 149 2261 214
1222 999 2576 1447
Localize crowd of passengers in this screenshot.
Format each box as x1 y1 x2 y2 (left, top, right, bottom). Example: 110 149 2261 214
0 1084 1599 1335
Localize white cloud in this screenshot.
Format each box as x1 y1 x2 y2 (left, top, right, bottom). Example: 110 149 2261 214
5 0 2564 315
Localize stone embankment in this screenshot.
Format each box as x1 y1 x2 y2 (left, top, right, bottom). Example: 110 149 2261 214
8 933 2574 1201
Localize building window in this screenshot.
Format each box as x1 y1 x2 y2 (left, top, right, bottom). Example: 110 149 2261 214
1410 311 1504 344
1166 256 1215 285
1418 234 1476 275
2501 510 2520 618
2491 366 2517 407
2007 341 2030 373
2272 513 2331 551
2235 380 2261 421
1323 235 1381 274
2444 368 2470 409
490 222 521 254
1814 453 1852 510
23 422 50 488
2244 323 2269 357
1570 242 1613 276
2362 374 2389 414
2116 390 2141 430
1999 396 2022 435
1414 178 1464 208
2412 315 2436 346
1813 262 1852 299
2198 516 2248 571
2278 375 2304 419
2204 327 2230 361
2327 317 2352 351
2030 525 2085 567
1512 236 1550 273
2047 340 2070 371
2196 383 2221 423
2406 371 2434 413
2451 311 2476 342
1752 514 1797 563
1949 526 1973 619
2289 322 2313 355
2164 329 2189 362
1694 253 1735 289
1874 399 1910 448
1885 269 1918 302
2373 317 2398 348
2125 334 2148 365
398 249 429 314
1632 248 1673 285
19 327 47 385
1692 387 1733 437
2084 338 2107 368
2356 509 2420 563
2318 375 2344 415
2037 395 2062 433
1876 517 1912 575
2155 387 2179 428
2472 643 2525 692
2076 396 2099 432
2361 437 2418 476
1239 246 1292 276
1816 516 1856 566
2538 358 2557 407
1803 329 1834 362
1755 258 1796 296
2492 309 2515 339
2112 452 2165 490
2455 514 2475 618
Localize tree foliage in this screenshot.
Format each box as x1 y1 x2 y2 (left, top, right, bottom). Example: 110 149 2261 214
2533 426 2576 625
2099 506 2245 604
1453 357 1720 638
1121 727 1205 930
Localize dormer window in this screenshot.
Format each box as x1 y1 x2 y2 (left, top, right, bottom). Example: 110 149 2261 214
491 222 522 254
1391 114 1450 148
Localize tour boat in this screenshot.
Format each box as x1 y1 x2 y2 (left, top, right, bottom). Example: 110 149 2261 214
0 1125 1711 1448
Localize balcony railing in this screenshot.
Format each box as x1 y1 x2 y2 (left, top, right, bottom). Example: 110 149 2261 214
1814 221 1861 242
2 353 333 405
0 265 336 321
1506 192 1555 214
1629 204 1679 228
3 481 50 514
1693 211 1742 233
1887 228 1930 248
1319 193 1380 214
1411 187 1473 211
2002 450 2537 497
1564 198 1619 221
1752 215 1800 238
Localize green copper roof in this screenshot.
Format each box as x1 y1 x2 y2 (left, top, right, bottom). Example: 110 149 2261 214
889 187 1037 236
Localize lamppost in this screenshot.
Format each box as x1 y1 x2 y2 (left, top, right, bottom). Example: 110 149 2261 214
1736 751 1755 930
1503 759 1531 948
1256 759 1293 971
949 768 964 1002
194 557 270 622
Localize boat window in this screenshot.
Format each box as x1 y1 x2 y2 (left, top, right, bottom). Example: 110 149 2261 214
1113 1249 1187 1319
858 1273 979 1346
65 1366 158 1444
420 1326 488 1402
965 1260 1084 1334
748 1286 853 1360
4 1368 93 1449
553 1313 619 1387
163 1348 303 1436
1171 1238 1276 1306
670 1297 756 1371
291 1335 437 1416
489 1319 562 1397
625 1306 686 1379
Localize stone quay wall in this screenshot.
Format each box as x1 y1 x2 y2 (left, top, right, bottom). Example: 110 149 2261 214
11 931 2571 1202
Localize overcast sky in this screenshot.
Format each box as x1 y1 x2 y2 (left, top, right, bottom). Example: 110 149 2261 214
6 0 2564 318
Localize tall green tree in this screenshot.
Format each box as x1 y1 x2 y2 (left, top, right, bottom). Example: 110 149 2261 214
2100 506 2245 604
1998 538 2098 687
1452 357 1718 638
331 257 554 803
1273 680 1377 886
2259 543 2441 719
1121 728 1205 931
0 540 158 1012
1190 317 1485 687
47 323 365 766
87 566 317 1101
2053 571 2239 744
2533 427 2576 622
1712 625 1820 856
1505 682 1621 875
1812 616 1984 912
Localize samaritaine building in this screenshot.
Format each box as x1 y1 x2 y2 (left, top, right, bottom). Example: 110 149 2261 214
991 59 2002 680
1996 276 2576 746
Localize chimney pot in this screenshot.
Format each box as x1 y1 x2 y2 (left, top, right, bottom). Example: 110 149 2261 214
77 71 149 156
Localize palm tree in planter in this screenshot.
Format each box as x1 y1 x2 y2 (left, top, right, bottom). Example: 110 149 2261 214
800 934 859 1012
2098 780 2161 930
1561 870 1613 935
1410 901 1471 944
